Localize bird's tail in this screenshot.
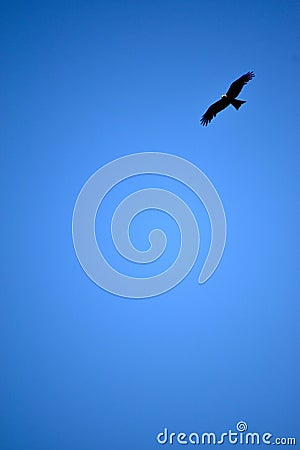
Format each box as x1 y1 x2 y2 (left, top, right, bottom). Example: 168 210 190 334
230 99 246 110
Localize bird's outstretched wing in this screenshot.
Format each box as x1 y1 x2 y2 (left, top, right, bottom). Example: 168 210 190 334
200 97 229 126
226 71 255 99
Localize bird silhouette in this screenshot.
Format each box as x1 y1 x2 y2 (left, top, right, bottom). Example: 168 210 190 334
200 71 255 126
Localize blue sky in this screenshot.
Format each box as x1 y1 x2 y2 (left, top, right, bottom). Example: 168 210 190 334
1 1 299 449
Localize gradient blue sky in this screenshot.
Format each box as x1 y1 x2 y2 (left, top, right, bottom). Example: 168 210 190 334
1 1 299 449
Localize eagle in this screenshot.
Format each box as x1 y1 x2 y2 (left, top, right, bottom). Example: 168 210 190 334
200 71 255 126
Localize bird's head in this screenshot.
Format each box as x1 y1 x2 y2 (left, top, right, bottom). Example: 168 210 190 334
221 94 227 98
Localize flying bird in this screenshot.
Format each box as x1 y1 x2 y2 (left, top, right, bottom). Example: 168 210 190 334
200 71 255 126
